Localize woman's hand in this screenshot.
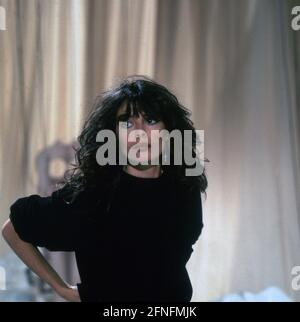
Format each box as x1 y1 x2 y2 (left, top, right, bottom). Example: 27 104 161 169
2 220 81 302
57 285 81 302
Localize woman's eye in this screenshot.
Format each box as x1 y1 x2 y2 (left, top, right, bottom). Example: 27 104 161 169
146 118 158 125
119 121 133 128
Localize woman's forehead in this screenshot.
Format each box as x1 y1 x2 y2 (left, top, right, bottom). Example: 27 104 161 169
115 99 164 123
116 102 131 116
116 101 145 118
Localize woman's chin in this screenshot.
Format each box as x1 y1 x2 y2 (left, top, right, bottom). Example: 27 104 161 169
127 156 160 166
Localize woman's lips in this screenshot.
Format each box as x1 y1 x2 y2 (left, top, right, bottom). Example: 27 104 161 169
133 143 151 150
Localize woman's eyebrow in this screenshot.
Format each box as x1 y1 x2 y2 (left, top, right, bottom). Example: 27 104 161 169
116 114 130 122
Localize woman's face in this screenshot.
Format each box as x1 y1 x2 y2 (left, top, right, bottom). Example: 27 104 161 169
116 102 166 165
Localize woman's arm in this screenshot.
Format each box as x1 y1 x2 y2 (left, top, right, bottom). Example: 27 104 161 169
1 219 80 302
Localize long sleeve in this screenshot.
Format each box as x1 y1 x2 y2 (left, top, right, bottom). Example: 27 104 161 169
9 188 81 251
173 183 204 265
185 184 204 246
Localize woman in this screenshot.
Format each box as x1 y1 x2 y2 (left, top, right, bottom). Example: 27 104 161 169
2 75 208 302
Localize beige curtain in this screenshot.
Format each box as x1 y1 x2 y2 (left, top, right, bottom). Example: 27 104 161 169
0 0 299 301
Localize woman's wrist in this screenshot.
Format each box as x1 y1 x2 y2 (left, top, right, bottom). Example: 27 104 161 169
56 284 81 302
52 280 71 295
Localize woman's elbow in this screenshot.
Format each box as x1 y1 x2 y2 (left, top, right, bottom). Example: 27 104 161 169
1 219 15 241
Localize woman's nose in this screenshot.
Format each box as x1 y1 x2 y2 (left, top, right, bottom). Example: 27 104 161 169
134 117 147 131
134 128 147 140
133 123 147 139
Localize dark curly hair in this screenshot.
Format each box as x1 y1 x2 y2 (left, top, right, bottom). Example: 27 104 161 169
58 75 209 211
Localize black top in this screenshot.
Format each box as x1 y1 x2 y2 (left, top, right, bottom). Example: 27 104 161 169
9 168 204 302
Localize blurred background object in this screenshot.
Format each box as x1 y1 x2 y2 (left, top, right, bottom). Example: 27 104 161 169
34 140 79 301
217 286 292 302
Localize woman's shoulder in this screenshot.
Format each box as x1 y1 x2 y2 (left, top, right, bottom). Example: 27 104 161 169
9 185 91 220
52 184 92 206
53 184 106 219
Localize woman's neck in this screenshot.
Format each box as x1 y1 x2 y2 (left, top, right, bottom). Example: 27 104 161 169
122 165 163 178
